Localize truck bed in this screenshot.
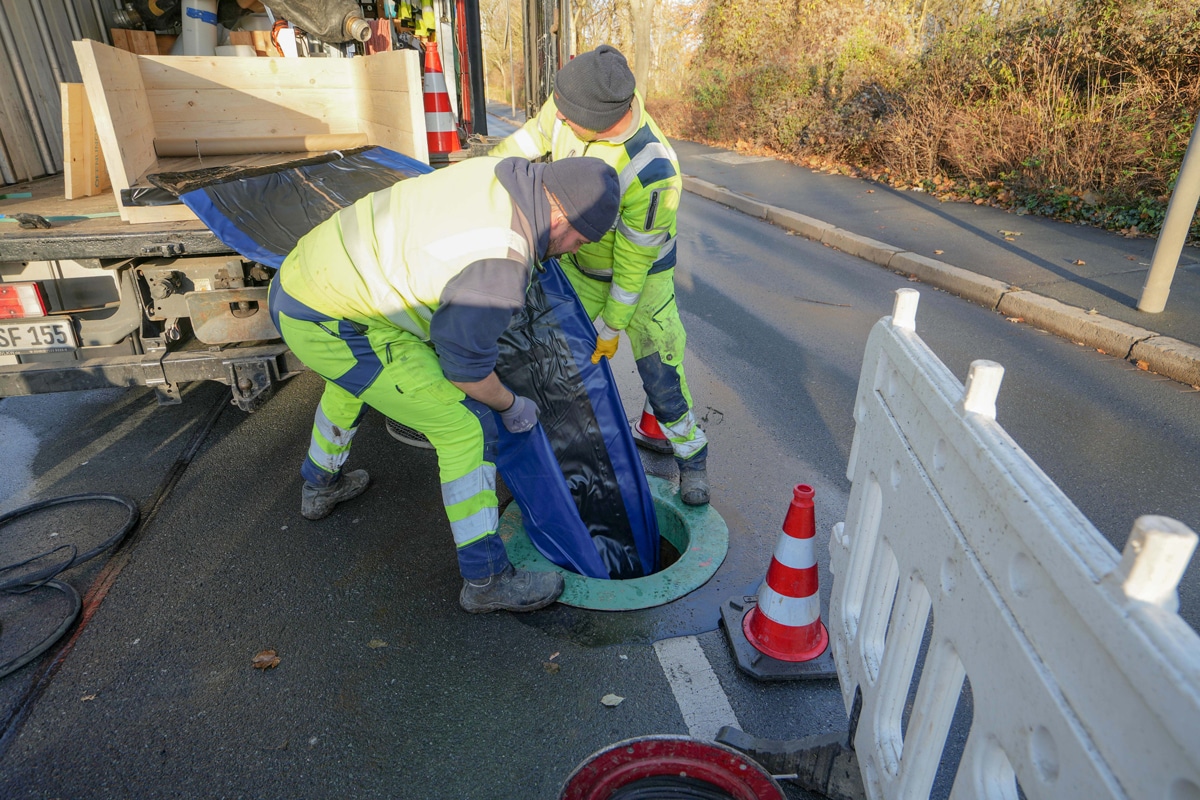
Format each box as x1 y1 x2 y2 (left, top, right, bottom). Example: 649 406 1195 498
0 175 231 262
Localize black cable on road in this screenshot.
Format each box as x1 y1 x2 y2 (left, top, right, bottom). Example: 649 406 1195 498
0 493 139 591
0 581 81 680
0 389 229 757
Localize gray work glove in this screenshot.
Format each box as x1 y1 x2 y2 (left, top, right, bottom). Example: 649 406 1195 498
499 394 539 433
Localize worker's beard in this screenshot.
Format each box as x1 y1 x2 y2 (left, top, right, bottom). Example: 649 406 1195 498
545 229 576 258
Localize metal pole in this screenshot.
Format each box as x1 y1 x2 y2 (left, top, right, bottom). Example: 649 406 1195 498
64 0 85 42
463 0 487 134
1138 115 1200 313
91 0 112 44
0 3 59 175
0 130 18 185
506 0 515 116
31 3 66 87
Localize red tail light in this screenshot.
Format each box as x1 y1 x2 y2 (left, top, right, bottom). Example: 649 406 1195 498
0 282 47 319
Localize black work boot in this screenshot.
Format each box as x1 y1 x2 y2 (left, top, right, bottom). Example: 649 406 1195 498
679 466 710 506
459 564 564 613
301 469 370 520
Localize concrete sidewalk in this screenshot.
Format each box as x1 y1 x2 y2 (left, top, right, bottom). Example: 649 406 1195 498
671 139 1200 388
484 103 1200 387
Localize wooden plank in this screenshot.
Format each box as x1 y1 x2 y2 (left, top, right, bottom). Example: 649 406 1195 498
138 56 358 91
154 134 368 157
122 204 199 224
359 120 422 160
73 40 157 221
109 28 158 55
354 50 426 162
144 89 361 133
61 83 111 199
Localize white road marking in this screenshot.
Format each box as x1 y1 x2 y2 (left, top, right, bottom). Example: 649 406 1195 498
654 635 740 740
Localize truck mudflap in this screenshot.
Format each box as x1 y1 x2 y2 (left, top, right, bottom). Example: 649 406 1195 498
0 343 307 411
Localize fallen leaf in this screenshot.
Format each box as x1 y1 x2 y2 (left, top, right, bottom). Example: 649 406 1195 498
1136 360 1150 371
1126 255 1137 261
543 662 561 674
1072 259 1086 265
81 694 97 702
1004 236 1015 242
1087 308 1099 315
933 250 944 255
367 639 387 649
252 649 280 670
1005 317 1024 323
600 693 625 707
999 229 1022 237
865 189 875 193
907 275 920 282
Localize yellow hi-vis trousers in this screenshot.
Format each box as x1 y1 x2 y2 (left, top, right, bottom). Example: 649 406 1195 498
270 280 509 580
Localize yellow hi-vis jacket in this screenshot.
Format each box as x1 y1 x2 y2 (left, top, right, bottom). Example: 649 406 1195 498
277 157 540 382
490 93 681 332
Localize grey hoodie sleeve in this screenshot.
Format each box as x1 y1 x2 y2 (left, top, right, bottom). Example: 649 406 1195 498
430 256 530 382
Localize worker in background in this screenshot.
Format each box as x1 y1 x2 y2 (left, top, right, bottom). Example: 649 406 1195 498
490 45 710 506
269 156 620 613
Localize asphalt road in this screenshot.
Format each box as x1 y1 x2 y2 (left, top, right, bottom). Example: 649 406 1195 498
1 148 1197 799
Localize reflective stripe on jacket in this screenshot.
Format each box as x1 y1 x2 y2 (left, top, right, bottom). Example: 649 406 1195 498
491 94 681 331
278 157 533 340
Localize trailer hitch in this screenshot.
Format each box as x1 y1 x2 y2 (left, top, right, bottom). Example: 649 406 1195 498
225 356 280 413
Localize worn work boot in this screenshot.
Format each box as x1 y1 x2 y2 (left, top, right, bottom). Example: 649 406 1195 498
459 564 565 613
679 467 710 506
301 469 370 520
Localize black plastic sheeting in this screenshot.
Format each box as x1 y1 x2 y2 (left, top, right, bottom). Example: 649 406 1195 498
166 147 659 579
497 262 658 579
153 147 427 267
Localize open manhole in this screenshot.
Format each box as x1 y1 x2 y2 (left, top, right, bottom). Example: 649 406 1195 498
498 475 728 610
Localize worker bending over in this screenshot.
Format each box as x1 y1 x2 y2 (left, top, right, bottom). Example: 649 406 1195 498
491 45 710 506
269 156 620 613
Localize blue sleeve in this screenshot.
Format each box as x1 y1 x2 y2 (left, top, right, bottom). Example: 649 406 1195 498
431 257 530 382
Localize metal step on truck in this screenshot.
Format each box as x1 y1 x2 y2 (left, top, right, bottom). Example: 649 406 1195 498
0 37 430 411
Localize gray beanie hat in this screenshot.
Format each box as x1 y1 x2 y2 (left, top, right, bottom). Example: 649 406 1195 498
554 45 636 132
542 159 620 242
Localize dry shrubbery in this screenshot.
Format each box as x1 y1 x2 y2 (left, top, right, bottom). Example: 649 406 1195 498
653 0 1200 238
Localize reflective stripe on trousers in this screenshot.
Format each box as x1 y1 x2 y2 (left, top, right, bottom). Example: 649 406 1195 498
271 278 510 579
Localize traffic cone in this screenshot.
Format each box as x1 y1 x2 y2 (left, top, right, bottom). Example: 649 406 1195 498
631 400 673 454
423 42 460 155
720 483 837 681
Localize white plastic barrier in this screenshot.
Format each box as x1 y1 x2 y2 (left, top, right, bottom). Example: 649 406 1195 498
828 288 1200 800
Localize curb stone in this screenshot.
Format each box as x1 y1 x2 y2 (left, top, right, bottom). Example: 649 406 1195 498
682 175 1200 388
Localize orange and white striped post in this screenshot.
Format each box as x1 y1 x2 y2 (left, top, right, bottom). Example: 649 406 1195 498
423 42 460 156
720 483 836 680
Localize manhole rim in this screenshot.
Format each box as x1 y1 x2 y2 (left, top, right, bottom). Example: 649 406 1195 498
498 475 728 611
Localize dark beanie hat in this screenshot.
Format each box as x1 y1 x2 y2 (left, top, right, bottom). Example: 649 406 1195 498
554 45 636 132
542 159 620 242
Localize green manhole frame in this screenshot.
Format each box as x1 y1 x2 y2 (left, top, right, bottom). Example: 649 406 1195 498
498 475 729 611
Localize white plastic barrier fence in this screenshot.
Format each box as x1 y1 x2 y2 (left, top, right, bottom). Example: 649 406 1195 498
828 288 1200 800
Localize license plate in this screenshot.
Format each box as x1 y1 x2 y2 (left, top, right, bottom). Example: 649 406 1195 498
0 317 77 354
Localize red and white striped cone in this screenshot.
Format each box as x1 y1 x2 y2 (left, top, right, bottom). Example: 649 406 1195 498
720 483 837 681
744 484 828 660
423 42 460 155
631 399 673 454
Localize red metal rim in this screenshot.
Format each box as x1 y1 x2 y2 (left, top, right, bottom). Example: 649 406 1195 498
558 735 785 800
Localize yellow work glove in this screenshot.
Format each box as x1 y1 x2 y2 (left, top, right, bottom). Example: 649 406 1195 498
591 321 620 364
